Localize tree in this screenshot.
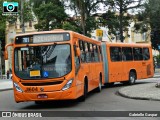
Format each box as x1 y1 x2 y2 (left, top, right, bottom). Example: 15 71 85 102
103 0 143 42
31 0 68 31
0 0 33 50
0 0 6 51
137 0 160 50
68 0 103 36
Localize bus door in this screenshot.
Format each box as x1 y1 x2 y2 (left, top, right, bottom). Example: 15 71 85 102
78 40 93 91
86 43 95 90
109 47 122 82
142 47 152 78
74 54 83 98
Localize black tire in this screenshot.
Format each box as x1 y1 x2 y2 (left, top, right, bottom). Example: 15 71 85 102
128 71 136 85
79 81 87 102
104 82 114 87
95 75 102 92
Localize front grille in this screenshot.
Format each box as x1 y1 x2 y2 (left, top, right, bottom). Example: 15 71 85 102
21 81 63 86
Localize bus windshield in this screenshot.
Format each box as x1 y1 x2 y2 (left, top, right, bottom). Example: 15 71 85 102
14 44 71 79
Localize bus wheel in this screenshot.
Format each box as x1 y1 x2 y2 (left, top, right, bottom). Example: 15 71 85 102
79 80 87 102
128 71 136 85
95 75 102 92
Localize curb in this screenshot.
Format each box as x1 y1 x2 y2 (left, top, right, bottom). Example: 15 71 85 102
153 76 160 78
0 88 13 92
117 88 160 102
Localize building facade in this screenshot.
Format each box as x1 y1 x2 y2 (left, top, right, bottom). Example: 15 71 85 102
5 19 37 74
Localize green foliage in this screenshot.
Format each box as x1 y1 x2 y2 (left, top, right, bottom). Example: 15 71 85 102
85 17 98 37
150 30 160 50
155 54 160 67
32 0 68 31
101 11 119 35
0 0 7 50
63 22 79 32
68 0 102 36
0 0 33 50
139 0 160 50
3 0 33 24
23 2 33 22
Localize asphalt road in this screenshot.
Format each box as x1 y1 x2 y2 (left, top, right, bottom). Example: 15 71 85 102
0 77 160 120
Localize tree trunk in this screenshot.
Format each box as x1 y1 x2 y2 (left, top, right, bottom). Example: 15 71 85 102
81 5 86 35
119 0 123 42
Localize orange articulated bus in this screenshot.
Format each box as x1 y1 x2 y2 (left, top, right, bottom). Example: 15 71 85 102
4 30 104 103
101 42 154 86
5 30 154 103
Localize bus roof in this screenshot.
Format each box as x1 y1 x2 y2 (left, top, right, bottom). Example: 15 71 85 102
103 42 151 47
15 29 74 37
15 29 101 44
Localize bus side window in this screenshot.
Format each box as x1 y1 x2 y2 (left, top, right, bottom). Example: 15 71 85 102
110 47 122 62
90 43 94 62
133 48 143 61
79 40 85 62
85 42 90 62
122 47 133 61
88 42 92 62
75 56 80 74
94 45 99 62
143 48 150 60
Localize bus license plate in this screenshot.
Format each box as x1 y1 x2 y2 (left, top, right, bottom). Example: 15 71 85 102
37 94 48 99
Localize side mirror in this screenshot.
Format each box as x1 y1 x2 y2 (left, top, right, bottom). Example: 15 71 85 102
4 43 13 60
4 51 8 60
76 47 81 57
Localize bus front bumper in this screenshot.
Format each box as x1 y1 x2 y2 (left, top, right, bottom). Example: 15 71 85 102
14 86 77 103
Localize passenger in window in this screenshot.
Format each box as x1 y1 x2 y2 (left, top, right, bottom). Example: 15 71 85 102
134 49 141 60
122 52 126 61
80 50 85 62
126 52 132 60
143 49 149 60
90 46 95 61
85 48 89 62
115 52 121 61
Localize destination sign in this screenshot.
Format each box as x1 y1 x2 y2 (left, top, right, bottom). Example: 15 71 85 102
33 33 70 43
15 33 70 44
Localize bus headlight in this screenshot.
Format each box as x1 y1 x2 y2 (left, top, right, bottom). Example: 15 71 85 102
13 82 23 93
62 79 73 91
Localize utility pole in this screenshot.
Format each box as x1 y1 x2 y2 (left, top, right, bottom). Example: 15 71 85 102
21 0 25 33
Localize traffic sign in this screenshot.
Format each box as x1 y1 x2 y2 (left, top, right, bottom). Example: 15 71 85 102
43 71 49 78
96 29 103 37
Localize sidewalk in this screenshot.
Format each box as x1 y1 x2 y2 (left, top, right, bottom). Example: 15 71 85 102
118 83 160 101
0 79 13 91
117 68 160 101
